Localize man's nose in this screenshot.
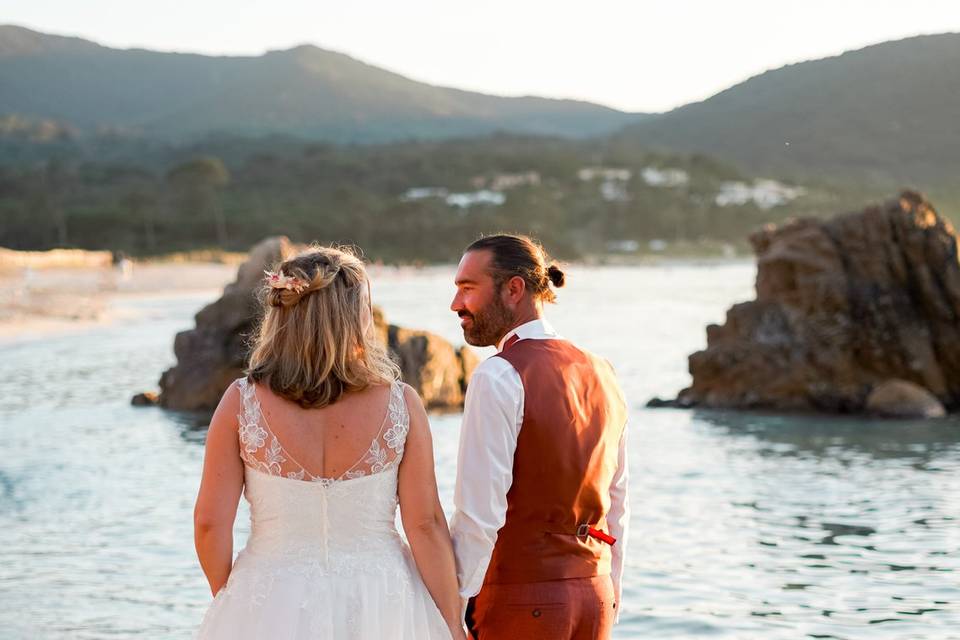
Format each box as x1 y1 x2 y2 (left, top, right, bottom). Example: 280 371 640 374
450 292 462 313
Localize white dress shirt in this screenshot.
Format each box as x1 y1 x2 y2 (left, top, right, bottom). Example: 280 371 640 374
449 318 630 622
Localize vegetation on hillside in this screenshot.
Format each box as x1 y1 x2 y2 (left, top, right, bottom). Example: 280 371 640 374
1 133 930 263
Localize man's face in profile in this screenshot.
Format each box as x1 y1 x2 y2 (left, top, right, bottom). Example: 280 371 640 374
451 250 514 347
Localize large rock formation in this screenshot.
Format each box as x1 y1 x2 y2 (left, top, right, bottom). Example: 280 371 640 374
371 306 479 411
671 192 960 416
157 237 294 412
388 325 479 410
154 237 476 413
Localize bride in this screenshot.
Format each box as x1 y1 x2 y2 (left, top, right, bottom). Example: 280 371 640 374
193 246 465 639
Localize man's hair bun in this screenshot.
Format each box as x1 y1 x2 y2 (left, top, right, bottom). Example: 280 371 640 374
465 234 564 303
547 264 565 288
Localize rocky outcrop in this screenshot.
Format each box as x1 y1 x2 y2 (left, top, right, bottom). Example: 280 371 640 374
157 237 297 412
387 326 479 410
151 237 475 413
371 306 477 410
130 391 159 407
670 192 960 415
865 379 946 419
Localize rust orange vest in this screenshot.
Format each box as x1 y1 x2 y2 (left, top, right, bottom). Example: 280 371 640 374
482 337 627 585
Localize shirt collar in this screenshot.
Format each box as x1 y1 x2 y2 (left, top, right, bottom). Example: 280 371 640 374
496 318 558 352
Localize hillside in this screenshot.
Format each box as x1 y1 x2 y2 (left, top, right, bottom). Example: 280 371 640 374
620 33 960 184
0 25 640 143
1 126 898 263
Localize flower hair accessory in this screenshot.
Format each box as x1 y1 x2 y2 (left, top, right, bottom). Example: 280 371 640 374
264 270 308 294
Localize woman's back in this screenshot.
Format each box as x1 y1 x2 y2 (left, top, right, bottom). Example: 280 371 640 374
196 378 451 639
237 379 406 483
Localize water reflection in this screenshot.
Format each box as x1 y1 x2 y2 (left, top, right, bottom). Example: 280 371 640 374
622 406 960 638
693 408 960 465
165 409 213 443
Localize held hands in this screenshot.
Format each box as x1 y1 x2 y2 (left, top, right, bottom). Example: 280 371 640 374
447 621 468 640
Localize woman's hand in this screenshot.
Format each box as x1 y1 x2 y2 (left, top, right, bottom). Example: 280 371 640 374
447 621 468 640
397 384 465 640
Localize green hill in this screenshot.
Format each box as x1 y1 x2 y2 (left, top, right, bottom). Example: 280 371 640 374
0 25 640 143
620 33 960 185
2 27 958 260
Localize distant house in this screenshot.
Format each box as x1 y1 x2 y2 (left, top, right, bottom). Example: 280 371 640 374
445 190 506 208
401 187 449 201
641 167 689 187
606 239 641 253
578 166 632 202
400 186 505 208
473 171 541 191
715 180 805 209
600 181 630 202
578 167 632 182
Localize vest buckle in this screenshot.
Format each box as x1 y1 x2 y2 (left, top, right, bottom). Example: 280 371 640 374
576 523 590 540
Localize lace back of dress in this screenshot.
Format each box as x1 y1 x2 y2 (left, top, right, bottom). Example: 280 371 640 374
236 378 409 485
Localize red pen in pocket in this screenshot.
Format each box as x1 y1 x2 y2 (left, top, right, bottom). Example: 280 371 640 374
578 523 617 545
588 527 616 545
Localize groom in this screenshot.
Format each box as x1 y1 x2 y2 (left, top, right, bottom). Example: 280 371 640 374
449 234 629 639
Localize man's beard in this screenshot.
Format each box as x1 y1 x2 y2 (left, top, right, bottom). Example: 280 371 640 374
460 296 515 346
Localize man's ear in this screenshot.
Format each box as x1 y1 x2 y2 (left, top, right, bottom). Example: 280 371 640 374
504 275 526 305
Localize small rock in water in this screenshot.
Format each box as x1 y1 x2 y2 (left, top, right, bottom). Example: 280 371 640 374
646 397 678 408
131 391 159 407
865 379 946 419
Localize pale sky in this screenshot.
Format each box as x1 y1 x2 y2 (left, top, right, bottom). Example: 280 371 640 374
5 1 960 112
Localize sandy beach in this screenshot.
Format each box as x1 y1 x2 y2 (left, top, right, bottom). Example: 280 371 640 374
0 261 238 344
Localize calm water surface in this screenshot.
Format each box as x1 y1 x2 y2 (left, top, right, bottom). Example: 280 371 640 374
1 263 958 639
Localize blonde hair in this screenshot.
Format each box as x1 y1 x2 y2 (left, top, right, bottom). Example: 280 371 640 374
247 245 399 408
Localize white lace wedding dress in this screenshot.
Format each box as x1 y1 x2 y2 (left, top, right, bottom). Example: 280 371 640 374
195 379 451 639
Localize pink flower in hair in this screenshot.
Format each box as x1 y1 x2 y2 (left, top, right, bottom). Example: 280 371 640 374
264 270 308 293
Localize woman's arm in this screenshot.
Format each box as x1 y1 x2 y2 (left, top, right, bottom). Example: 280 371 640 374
397 385 467 640
193 381 245 596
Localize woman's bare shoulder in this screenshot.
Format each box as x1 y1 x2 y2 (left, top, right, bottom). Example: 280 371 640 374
398 382 426 412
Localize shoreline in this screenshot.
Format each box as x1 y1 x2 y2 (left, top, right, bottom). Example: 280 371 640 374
0 262 237 347
0 257 754 347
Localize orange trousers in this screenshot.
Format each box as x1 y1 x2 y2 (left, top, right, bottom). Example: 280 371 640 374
466 576 616 640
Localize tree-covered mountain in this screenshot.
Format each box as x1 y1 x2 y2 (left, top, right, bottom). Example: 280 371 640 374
2 26 957 261
0 25 640 143
619 33 960 184
0 129 888 261
4 26 957 187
